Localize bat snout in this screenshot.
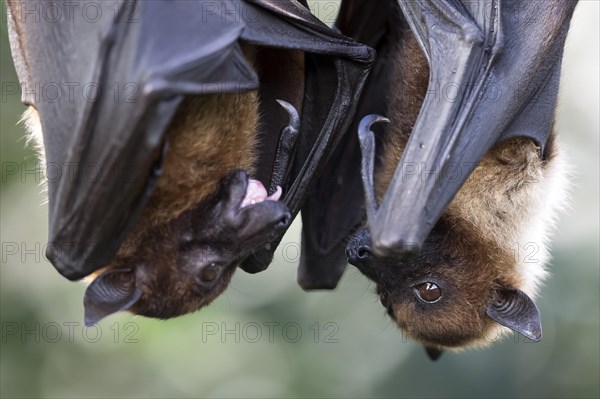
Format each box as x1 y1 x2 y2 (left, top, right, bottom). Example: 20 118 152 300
346 244 371 266
237 201 291 239
274 211 292 229
346 229 377 273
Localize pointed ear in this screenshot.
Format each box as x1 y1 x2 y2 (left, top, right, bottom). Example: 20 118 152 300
486 288 542 341
424 346 444 361
83 269 142 326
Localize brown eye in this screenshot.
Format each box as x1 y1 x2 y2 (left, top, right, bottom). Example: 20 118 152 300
414 282 442 303
200 263 221 283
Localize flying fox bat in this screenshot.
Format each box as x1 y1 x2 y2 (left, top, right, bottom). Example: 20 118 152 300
304 0 576 356
6 0 373 325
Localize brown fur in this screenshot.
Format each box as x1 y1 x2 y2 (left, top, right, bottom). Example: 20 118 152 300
121 203 241 319
386 219 523 347
115 91 259 260
370 23 562 349
376 29 429 200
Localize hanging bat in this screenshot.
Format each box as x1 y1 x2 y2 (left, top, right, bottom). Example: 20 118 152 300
305 0 577 357
6 0 373 325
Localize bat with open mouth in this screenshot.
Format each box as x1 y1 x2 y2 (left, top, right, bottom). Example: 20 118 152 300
303 0 577 357
6 0 373 325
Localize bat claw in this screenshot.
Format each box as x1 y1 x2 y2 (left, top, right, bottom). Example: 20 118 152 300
358 114 389 138
276 99 300 132
357 114 389 222
269 100 301 194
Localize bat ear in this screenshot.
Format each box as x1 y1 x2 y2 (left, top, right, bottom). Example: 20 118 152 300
486 288 542 342
424 346 444 361
83 269 142 327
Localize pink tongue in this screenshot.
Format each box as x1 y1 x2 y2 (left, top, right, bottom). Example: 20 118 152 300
240 179 282 208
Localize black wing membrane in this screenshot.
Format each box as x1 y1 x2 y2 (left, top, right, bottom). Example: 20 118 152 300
238 0 375 275
297 0 578 288
7 0 374 280
296 0 403 289
366 0 578 258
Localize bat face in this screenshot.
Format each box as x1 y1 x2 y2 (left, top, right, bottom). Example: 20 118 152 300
349 135 567 355
84 170 290 326
348 225 501 348
349 221 536 350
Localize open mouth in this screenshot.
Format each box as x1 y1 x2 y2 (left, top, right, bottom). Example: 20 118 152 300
240 179 282 209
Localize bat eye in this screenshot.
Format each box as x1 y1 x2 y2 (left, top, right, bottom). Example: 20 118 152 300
414 282 442 303
199 263 221 283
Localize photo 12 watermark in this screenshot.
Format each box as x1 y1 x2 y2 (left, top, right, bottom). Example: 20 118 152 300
199 321 340 344
1 321 140 344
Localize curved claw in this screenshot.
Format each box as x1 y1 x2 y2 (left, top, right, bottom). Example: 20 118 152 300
358 115 390 140
358 114 389 221
269 100 301 194
276 99 300 132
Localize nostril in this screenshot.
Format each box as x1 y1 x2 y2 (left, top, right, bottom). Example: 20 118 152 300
357 246 371 259
277 212 291 227
345 247 353 259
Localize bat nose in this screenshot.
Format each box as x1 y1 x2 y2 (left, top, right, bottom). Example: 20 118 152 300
276 212 292 228
346 244 371 266
346 228 374 266
357 245 371 259
346 243 380 282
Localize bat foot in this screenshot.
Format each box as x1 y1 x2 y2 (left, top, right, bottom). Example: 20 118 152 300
269 100 301 193
276 99 300 132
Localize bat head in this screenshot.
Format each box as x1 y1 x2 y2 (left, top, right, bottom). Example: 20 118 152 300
349 134 568 359
83 170 290 326
347 223 541 356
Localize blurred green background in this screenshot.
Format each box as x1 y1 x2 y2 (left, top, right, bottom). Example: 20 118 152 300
1 1 598 398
